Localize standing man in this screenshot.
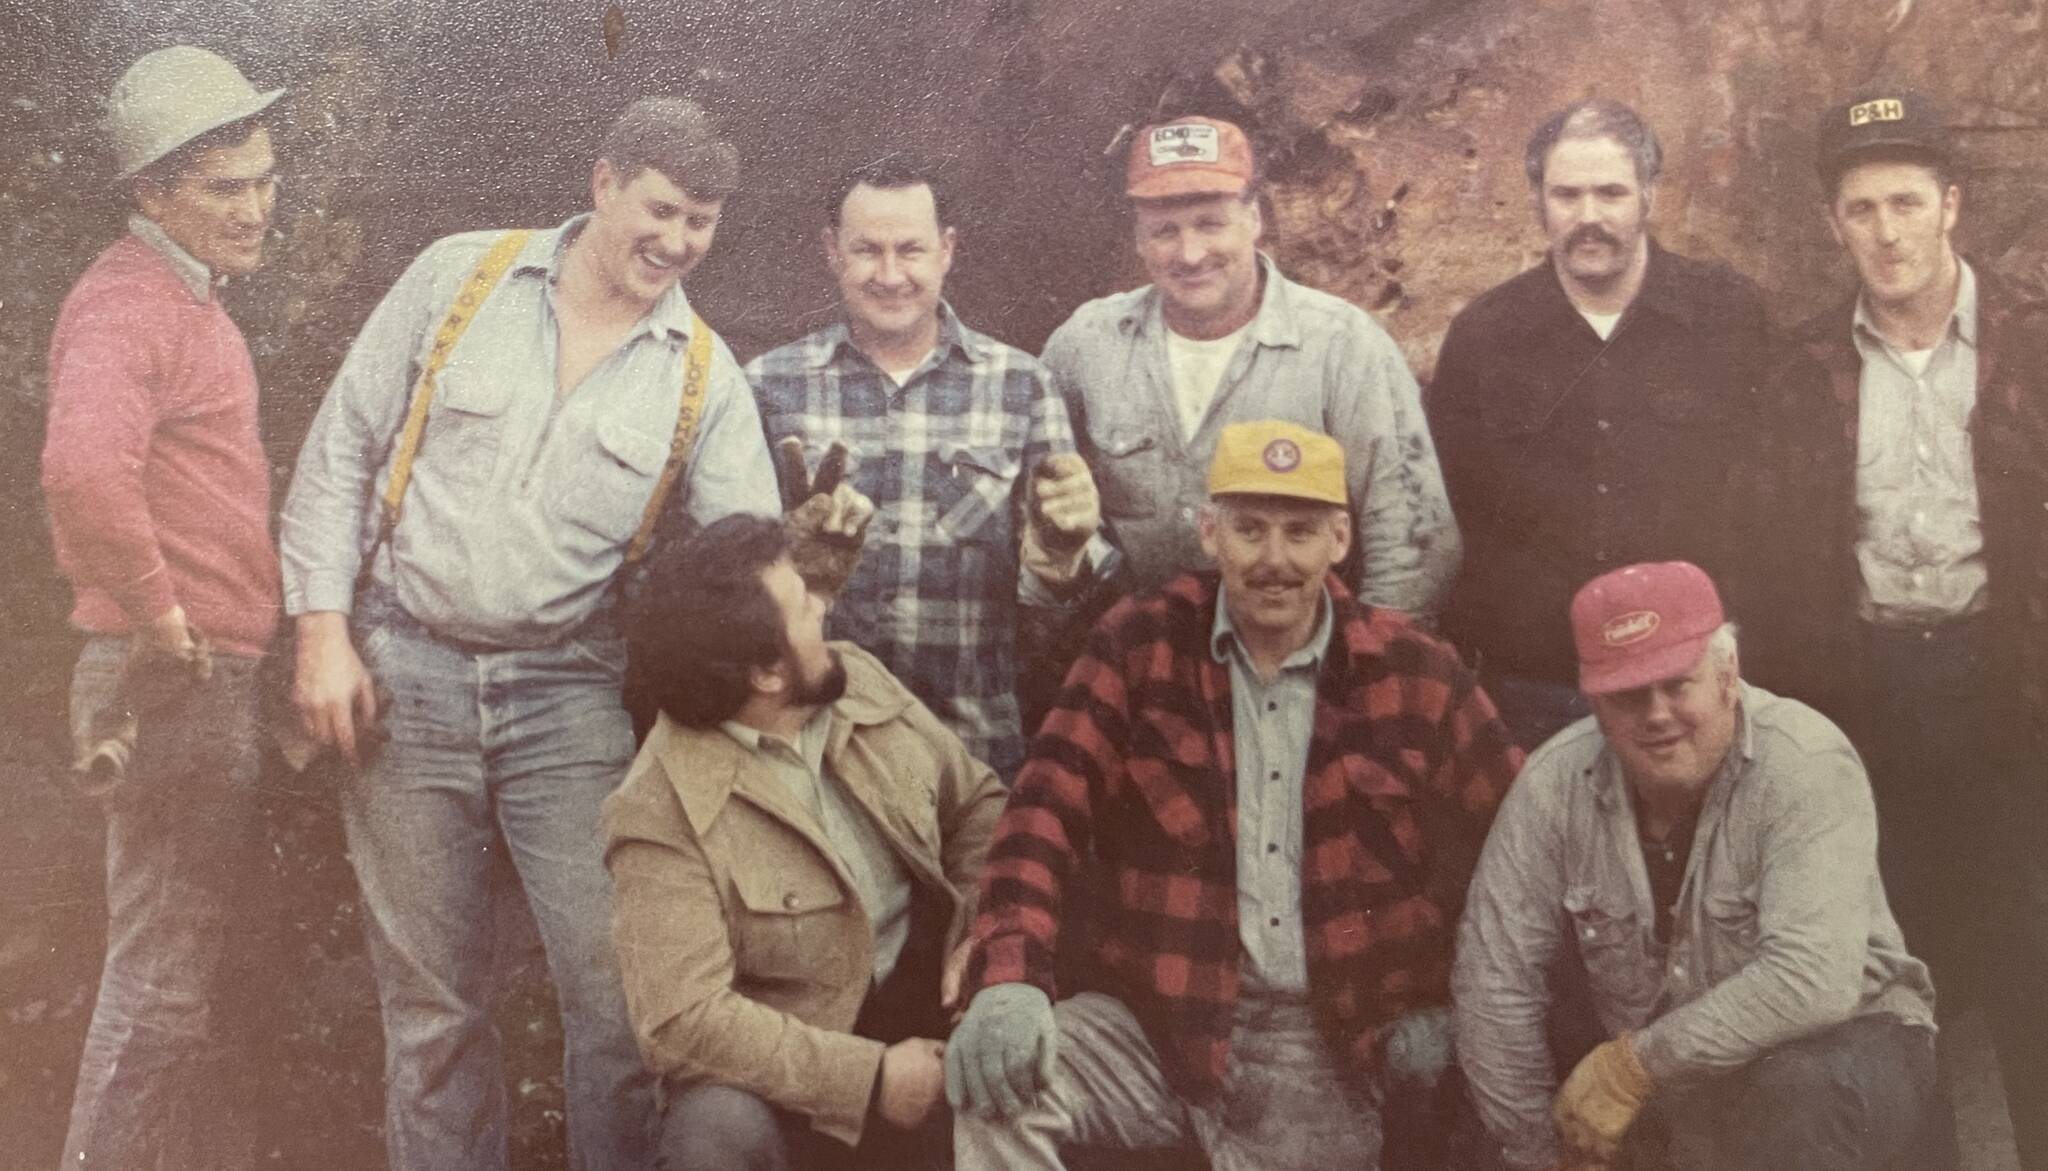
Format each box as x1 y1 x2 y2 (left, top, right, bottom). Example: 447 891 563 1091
748 160 1101 779
1426 98 1772 749
281 98 783 1170
1454 562 1938 1171
41 45 284 1171
1041 116 1457 616
605 514 1007 1170
1751 91 2048 1171
948 421 1520 1170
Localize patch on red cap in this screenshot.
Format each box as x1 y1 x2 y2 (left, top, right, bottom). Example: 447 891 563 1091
1262 438 1301 473
1602 609 1660 647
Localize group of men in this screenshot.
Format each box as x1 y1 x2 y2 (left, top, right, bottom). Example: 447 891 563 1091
37 38 2046 1171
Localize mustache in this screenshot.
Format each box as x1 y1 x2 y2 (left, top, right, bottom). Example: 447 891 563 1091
1244 573 1305 590
1564 224 1622 251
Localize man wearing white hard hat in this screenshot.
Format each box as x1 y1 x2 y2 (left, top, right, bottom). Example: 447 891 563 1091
40 44 284 1171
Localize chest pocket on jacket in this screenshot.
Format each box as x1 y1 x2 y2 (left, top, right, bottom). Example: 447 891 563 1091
1702 884 1762 954
1563 885 1652 1006
730 864 850 984
933 444 1018 545
558 414 669 543
1086 425 1163 519
424 367 513 489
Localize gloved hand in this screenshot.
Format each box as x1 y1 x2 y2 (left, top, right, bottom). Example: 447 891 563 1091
1022 452 1100 589
943 982 1058 1118
1553 1034 1650 1162
776 438 875 597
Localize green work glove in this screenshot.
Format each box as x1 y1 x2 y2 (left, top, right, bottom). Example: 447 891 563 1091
944 982 1058 1118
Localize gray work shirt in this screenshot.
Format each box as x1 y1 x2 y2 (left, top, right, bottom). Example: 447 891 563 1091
1213 584 1334 995
1853 260 1987 625
280 217 779 647
721 708 915 986
1041 254 1460 617
1452 684 1934 1171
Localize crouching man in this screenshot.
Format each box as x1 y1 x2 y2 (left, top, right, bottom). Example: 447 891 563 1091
949 421 1522 1170
603 513 1007 1170
1453 561 1938 1171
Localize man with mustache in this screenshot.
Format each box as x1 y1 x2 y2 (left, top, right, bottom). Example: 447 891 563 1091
948 421 1520 1170
603 513 1006 1170
1426 99 1772 750
748 159 1102 779
279 99 788 1170
40 46 285 1171
1454 561 1937 1171
1034 116 1458 633
1746 91 2048 1171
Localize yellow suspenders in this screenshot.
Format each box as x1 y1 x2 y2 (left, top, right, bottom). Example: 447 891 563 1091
376 229 714 565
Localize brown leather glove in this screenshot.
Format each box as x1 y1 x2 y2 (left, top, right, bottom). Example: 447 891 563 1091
777 437 875 597
1553 1034 1651 1163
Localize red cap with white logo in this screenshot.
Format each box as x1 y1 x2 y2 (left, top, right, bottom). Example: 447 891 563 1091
1570 561 1725 695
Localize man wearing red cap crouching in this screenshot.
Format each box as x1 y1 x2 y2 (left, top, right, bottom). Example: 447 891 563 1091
1453 562 1938 1171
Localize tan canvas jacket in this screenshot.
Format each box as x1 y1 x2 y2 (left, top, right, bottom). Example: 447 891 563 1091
602 642 1007 1145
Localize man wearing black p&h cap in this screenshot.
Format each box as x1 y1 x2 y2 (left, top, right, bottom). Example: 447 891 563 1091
1746 89 2048 1171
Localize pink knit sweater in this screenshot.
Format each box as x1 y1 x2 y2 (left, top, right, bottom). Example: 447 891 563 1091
42 234 282 656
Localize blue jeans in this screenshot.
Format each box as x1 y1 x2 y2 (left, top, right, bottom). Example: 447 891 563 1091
59 636 265 1171
347 590 655 1170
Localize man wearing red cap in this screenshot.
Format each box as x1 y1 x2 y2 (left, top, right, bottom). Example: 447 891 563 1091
1037 116 1458 620
948 421 1517 1170
1453 561 1937 1171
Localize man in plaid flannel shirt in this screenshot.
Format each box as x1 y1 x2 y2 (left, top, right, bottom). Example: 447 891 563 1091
747 159 1104 779
947 421 1521 1170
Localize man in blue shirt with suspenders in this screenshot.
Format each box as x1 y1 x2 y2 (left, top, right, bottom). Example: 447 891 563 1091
280 98 787 1171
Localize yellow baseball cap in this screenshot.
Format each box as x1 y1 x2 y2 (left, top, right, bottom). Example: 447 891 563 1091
1207 420 1346 506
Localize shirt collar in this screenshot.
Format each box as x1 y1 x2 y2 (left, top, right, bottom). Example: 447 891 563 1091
128 214 216 302
1851 257 1977 352
524 213 701 344
1210 581 1336 672
809 299 978 372
719 705 833 776
1127 253 1301 349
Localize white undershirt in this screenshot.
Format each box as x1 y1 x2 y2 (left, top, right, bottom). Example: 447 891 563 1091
881 347 934 387
1579 309 1623 340
1166 322 1250 440
1897 347 1936 377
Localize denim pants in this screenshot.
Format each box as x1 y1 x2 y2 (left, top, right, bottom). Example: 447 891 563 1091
346 590 656 1170
59 636 265 1171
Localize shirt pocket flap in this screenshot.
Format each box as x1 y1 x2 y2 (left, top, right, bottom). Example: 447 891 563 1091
934 444 1019 543
595 413 672 476
434 368 513 417
731 864 848 917
1094 428 1157 459
1563 885 1636 947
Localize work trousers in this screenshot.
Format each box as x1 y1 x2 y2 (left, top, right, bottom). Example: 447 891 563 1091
954 990 1383 1171
345 589 655 1171
58 637 267 1171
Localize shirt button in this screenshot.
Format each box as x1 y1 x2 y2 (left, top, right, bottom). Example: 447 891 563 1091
1268 843 1279 854
1596 418 1612 432
1672 964 1686 979
1180 506 1194 522
1269 917 1281 927
1593 550 1609 564
1269 770 1280 781
1595 483 1610 495
1266 701 1277 712
782 893 799 909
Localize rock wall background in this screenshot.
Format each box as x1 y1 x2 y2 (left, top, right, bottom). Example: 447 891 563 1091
1 0 2042 1166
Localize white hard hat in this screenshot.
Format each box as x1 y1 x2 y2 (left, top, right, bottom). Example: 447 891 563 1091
105 46 284 181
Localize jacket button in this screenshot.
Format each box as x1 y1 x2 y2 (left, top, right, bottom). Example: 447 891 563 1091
782 893 799 909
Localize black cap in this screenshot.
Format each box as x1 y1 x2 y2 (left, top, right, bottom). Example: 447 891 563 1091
1817 91 1950 183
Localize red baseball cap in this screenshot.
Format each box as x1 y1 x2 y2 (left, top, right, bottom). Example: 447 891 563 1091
1126 117 1256 200
1570 561 1725 695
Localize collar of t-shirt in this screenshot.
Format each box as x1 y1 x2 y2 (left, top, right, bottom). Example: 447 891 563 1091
880 347 936 388
1579 307 1623 341
1166 320 1252 441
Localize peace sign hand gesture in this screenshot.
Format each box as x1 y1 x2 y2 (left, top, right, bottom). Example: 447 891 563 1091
777 437 876 598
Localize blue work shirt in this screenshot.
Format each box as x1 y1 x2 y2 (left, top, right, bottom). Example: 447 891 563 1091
281 216 779 647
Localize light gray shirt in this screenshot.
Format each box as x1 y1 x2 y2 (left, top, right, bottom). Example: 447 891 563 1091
721 708 915 985
1452 684 1934 1171
1214 584 1333 995
1041 254 1460 616
1852 260 1987 625
128 214 214 302
280 217 779 646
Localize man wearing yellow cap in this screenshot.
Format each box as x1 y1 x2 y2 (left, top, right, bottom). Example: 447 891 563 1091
946 421 1519 1170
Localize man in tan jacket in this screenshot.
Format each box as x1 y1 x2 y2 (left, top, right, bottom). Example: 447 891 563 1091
603 512 1007 1170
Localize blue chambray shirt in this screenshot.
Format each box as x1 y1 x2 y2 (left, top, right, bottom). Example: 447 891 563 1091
281 216 780 647
1212 583 1335 996
746 304 1077 778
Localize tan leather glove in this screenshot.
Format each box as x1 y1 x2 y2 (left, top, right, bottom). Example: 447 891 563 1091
777 438 875 597
1021 452 1100 588
1553 1034 1651 1163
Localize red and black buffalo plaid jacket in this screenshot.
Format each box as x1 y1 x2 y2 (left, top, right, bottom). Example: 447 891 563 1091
966 570 1522 1100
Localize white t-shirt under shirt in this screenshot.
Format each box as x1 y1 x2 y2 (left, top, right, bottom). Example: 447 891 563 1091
1166 321 1251 440
880 347 934 387
1579 308 1623 340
